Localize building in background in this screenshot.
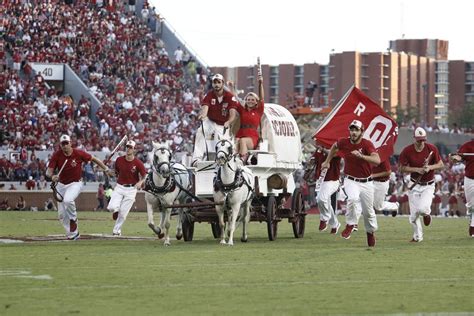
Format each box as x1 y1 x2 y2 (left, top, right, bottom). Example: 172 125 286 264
211 39 472 128
389 39 449 60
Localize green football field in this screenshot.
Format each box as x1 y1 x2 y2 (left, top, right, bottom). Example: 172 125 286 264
1 211 473 315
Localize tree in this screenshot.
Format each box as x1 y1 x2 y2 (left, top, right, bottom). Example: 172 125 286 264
392 104 420 126
457 102 474 129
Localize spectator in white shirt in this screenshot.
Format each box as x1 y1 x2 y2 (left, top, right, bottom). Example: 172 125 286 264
174 46 183 64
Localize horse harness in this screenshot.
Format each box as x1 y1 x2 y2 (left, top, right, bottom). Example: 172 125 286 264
144 171 177 196
213 166 253 194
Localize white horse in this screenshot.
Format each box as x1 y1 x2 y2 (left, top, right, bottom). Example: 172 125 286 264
144 143 191 246
213 139 254 246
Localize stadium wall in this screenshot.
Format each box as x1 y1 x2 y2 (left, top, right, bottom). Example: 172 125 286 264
0 191 148 212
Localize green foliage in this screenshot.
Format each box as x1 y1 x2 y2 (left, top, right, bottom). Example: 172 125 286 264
457 102 474 129
1 211 473 315
393 104 420 125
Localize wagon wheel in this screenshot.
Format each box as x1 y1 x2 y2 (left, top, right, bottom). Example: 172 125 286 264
182 213 195 242
211 222 222 239
291 189 306 238
266 196 278 241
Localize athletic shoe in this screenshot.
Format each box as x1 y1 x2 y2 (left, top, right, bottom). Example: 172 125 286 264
330 222 341 234
113 232 121 237
409 237 423 243
341 224 354 239
392 202 399 217
423 214 431 226
353 224 359 232
67 231 80 240
112 212 118 220
367 232 376 247
469 226 474 237
318 220 327 232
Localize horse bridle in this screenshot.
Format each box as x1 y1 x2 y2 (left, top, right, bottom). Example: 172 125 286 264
215 139 234 163
153 147 172 176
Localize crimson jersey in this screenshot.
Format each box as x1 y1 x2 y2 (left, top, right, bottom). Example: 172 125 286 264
48 149 92 184
235 100 264 147
202 90 238 125
337 138 377 178
458 140 474 178
115 156 147 185
399 142 441 182
372 159 391 181
313 150 341 181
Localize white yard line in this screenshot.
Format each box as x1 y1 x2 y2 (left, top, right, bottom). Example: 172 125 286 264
0 269 53 280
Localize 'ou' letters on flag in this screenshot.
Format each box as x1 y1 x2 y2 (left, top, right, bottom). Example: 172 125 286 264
313 86 398 162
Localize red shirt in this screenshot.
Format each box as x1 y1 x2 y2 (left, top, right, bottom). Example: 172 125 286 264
458 140 474 178
337 138 377 178
202 90 238 125
116 82 125 94
48 149 92 184
115 156 147 185
372 159 391 181
313 150 341 181
235 100 264 145
399 143 441 182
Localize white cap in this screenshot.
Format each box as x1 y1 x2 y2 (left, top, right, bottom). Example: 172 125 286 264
126 140 136 148
60 134 71 142
349 120 364 130
414 127 427 140
212 74 224 82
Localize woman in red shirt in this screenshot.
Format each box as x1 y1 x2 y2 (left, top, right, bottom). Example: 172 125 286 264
226 70 265 162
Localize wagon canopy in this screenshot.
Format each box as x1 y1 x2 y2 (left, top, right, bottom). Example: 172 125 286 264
260 103 303 166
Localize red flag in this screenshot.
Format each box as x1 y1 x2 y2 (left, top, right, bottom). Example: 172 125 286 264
313 86 398 162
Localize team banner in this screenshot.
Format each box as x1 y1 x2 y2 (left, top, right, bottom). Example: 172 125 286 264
313 86 398 162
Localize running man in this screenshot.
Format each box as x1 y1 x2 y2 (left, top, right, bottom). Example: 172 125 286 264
449 139 474 237
107 140 147 236
46 134 113 240
399 127 444 242
322 120 380 247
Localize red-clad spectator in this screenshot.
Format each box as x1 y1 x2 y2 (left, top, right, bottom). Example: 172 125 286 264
25 176 36 190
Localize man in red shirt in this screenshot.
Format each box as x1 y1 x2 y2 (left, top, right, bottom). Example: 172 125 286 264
450 139 474 237
25 176 36 190
314 143 342 234
192 74 239 166
46 134 113 240
322 120 380 247
399 127 444 242
107 140 147 236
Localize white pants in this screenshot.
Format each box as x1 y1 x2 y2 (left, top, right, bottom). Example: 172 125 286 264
107 184 138 235
373 180 399 211
56 181 83 237
192 119 233 162
408 183 435 241
344 178 377 233
464 177 474 226
317 180 340 228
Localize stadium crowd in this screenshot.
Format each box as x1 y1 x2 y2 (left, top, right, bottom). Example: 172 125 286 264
1 0 206 157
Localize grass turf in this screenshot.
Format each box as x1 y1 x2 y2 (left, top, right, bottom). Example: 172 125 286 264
0 211 473 315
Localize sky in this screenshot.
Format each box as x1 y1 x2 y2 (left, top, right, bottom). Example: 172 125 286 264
149 0 474 67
